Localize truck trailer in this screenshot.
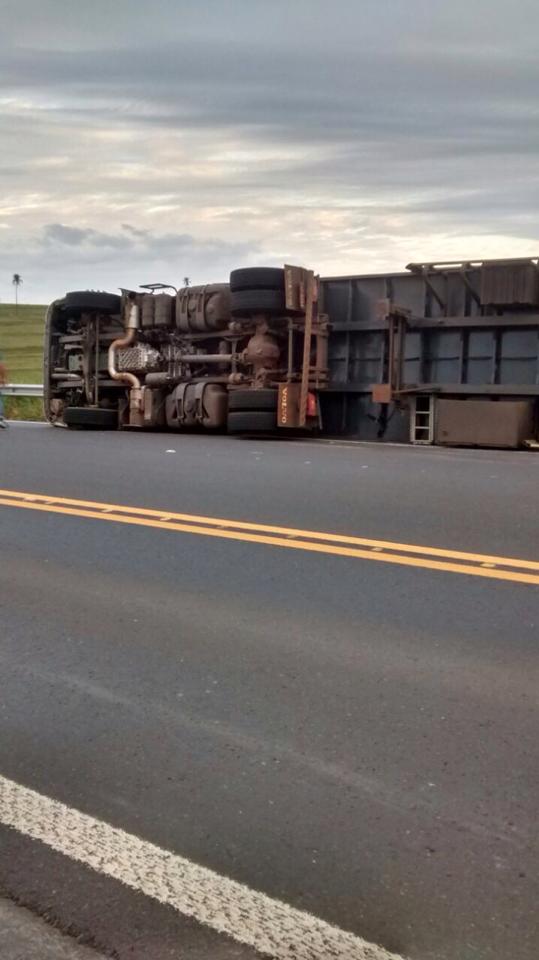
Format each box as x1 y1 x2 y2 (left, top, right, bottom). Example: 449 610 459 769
44 258 539 448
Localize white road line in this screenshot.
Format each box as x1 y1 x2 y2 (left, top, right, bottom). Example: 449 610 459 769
0 774 404 960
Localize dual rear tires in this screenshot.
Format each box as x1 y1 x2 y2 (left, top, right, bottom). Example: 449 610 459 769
223 269 291 432
227 388 278 433
229 267 288 317
229 268 284 292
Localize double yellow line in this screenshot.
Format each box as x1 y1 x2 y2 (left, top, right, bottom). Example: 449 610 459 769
1 487 538 586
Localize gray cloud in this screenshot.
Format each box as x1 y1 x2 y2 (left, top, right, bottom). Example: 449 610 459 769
0 223 260 298
3 41 538 147
0 0 538 303
43 223 133 249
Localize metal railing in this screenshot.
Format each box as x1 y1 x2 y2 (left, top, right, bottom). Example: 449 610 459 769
1 383 44 397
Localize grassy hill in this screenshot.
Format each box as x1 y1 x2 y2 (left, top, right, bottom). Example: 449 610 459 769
0 303 45 383
0 303 46 419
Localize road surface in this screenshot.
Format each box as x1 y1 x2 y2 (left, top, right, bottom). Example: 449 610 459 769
0 424 538 960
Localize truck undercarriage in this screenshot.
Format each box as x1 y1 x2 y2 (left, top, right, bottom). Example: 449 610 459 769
44 266 329 433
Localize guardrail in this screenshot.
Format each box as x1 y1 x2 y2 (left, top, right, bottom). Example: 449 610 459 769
1 384 44 397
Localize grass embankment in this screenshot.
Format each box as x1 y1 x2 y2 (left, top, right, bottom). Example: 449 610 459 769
0 303 45 420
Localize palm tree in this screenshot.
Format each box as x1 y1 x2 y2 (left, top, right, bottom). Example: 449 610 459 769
12 273 22 312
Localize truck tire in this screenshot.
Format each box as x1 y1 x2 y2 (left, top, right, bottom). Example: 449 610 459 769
229 268 284 292
230 288 285 316
65 291 121 313
228 388 278 412
64 406 118 429
227 410 277 433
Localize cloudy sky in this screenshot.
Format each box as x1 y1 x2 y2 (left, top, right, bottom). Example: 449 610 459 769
1 0 538 303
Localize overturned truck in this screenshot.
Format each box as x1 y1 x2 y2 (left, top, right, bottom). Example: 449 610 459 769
44 258 539 448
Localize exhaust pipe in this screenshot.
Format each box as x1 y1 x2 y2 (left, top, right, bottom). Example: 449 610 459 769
108 301 141 389
108 301 144 426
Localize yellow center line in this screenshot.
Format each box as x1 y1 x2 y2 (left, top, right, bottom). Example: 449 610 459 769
0 493 538 586
1 487 538 572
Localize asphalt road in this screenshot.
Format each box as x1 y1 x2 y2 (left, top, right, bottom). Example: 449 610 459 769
1 424 538 960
